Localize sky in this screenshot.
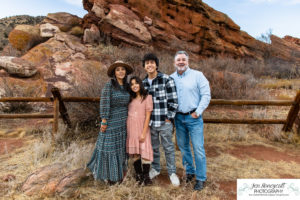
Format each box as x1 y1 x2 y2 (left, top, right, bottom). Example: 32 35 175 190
203 0 300 38
0 0 87 19
0 0 299 39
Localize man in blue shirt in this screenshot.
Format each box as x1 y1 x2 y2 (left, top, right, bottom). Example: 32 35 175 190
171 51 211 191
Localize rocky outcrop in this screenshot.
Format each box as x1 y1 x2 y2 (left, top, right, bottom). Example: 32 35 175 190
18 32 104 96
82 0 300 64
105 4 152 43
55 32 87 53
83 24 101 44
1 1 299 102
42 12 82 32
0 56 37 77
22 163 65 196
8 24 44 52
0 15 44 53
270 35 300 63
82 0 266 60
283 35 300 46
1 25 105 97
21 164 89 198
40 23 60 37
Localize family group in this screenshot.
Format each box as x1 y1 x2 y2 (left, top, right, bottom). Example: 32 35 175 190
87 51 211 191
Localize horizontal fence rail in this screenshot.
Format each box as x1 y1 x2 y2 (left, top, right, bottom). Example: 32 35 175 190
0 97 294 106
0 88 299 137
0 114 54 119
204 119 286 124
210 99 293 106
61 98 294 106
0 97 53 102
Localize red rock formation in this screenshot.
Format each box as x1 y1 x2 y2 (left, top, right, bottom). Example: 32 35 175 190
283 35 300 46
270 35 300 63
8 25 44 52
1 1 300 101
82 0 266 60
20 34 105 96
82 0 300 64
42 12 82 32
21 163 89 198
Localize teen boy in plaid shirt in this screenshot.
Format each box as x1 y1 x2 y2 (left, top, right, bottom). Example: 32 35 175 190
142 53 180 186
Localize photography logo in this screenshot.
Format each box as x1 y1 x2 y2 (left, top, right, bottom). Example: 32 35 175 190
237 179 300 200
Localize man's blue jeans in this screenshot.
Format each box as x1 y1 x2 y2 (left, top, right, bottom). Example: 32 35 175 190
150 122 176 176
175 114 207 181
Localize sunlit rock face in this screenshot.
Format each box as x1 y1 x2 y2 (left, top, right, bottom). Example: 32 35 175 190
82 0 300 64
82 0 267 60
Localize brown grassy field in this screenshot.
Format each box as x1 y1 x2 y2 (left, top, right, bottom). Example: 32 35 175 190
0 79 300 200
1 123 300 200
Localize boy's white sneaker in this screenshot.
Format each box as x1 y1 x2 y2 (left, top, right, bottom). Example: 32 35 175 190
169 173 180 186
149 168 160 179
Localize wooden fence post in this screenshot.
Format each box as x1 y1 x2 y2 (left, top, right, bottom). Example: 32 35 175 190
282 91 300 132
53 95 59 137
51 87 72 128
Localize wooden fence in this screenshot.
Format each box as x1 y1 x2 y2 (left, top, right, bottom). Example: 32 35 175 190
1 88 299 137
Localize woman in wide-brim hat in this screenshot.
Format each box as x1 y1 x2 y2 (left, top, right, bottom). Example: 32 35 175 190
87 60 133 184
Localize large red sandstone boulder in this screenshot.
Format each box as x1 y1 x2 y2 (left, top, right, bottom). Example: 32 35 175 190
20 33 104 96
21 163 65 196
8 25 44 52
0 56 37 77
21 163 89 198
42 12 82 32
105 4 152 43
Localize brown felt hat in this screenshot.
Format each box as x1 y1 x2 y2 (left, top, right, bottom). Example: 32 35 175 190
107 60 133 77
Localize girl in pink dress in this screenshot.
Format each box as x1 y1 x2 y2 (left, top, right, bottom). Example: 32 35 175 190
127 76 153 185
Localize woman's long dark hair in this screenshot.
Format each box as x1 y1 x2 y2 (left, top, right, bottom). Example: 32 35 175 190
111 69 129 91
129 76 148 102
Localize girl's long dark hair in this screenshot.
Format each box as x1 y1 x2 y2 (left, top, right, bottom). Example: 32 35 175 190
129 76 148 102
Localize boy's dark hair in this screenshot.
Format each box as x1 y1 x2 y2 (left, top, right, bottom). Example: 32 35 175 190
142 53 159 69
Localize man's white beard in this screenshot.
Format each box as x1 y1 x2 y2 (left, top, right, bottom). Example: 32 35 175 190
176 65 188 72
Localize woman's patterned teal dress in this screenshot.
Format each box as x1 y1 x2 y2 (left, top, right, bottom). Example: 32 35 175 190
87 81 130 182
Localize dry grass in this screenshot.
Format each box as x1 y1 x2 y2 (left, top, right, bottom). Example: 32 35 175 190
205 104 294 143
0 127 94 199
1 119 300 199
258 79 300 90
198 56 300 79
